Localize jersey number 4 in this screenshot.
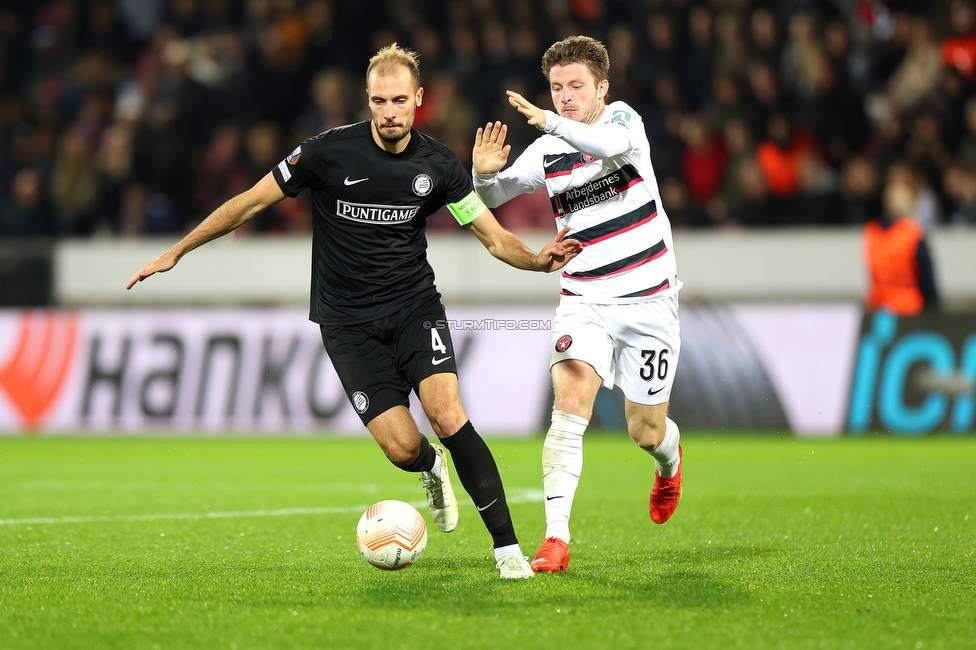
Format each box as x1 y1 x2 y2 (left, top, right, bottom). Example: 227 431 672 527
431 328 448 354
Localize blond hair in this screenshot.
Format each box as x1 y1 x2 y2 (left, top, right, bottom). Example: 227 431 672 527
541 36 610 83
367 43 421 89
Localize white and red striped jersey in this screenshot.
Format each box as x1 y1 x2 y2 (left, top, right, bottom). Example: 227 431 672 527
474 100 678 302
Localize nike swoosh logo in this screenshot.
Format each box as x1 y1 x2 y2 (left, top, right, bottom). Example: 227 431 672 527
543 158 561 168
431 356 452 366
344 177 368 185
477 499 498 512
647 386 665 396
545 495 564 501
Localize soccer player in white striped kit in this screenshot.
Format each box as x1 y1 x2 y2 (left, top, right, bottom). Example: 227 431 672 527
472 36 683 573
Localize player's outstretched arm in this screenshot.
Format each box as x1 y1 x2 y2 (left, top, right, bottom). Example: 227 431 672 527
507 91 547 130
472 121 512 174
507 90 631 159
126 173 285 290
467 209 581 272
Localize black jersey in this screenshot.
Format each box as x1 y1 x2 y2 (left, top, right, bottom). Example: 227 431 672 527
271 121 472 324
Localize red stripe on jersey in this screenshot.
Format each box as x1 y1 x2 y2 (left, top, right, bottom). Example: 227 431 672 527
616 278 671 298
563 242 668 281
581 211 658 247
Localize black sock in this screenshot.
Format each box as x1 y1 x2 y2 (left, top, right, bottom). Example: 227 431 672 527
441 421 518 549
393 435 436 473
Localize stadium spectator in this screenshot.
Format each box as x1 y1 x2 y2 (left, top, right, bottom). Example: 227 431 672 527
678 114 726 206
699 71 744 133
744 59 787 131
943 160 976 225
941 0 976 82
728 157 779 227
954 96 976 169
755 112 815 200
863 174 940 316
92 121 134 233
780 11 829 102
840 155 882 225
805 43 870 166
748 6 782 68
296 67 357 138
885 159 943 231
713 9 750 79
49 127 99 234
0 168 57 236
712 115 757 226
680 4 715 111
661 175 708 229
903 112 955 200
0 0 972 236
796 151 845 225
885 16 944 115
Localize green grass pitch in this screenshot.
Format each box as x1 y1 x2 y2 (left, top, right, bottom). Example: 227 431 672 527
1 433 974 649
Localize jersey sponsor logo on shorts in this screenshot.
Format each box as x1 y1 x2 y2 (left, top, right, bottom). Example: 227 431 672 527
647 386 665 396
555 334 573 352
352 391 369 414
412 173 433 196
335 200 420 224
286 146 301 165
431 355 452 365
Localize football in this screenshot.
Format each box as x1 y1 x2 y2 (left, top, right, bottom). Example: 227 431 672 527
356 500 428 570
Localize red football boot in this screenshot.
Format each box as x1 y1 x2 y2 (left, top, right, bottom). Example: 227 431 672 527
530 537 570 573
649 445 682 524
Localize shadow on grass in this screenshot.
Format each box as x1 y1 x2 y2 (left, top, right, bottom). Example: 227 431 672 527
347 546 764 612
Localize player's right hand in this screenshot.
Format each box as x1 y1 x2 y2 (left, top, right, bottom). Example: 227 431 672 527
126 251 179 290
472 121 511 174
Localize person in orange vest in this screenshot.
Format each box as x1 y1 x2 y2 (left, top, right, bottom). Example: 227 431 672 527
863 177 939 316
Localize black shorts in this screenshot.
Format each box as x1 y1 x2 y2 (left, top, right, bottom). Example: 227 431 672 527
319 296 458 425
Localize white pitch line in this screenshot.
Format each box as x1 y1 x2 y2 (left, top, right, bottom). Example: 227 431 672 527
0 489 544 527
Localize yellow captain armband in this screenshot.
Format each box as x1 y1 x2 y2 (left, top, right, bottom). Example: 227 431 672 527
447 191 487 225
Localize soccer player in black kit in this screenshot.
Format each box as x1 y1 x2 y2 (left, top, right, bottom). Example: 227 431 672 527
127 44 581 579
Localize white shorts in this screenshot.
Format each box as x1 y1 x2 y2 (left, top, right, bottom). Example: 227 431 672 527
549 295 681 405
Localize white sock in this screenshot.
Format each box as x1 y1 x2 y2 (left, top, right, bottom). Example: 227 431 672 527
542 410 588 543
648 417 681 478
428 453 442 477
493 543 523 562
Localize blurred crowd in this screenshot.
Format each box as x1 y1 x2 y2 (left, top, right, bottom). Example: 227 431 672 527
3 0 976 237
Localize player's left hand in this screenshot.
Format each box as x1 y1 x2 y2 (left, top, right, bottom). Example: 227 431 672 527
507 91 546 131
537 227 582 272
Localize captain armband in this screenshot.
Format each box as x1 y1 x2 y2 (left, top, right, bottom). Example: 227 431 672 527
447 191 488 226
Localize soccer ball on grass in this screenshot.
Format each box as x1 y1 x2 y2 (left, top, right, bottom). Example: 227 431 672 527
356 500 427 570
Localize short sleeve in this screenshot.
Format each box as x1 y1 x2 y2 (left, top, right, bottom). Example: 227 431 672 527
442 151 474 205
272 138 322 198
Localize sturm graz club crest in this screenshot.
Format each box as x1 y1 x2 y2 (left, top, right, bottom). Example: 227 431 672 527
352 391 369 414
555 335 573 352
286 146 301 165
412 173 432 196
